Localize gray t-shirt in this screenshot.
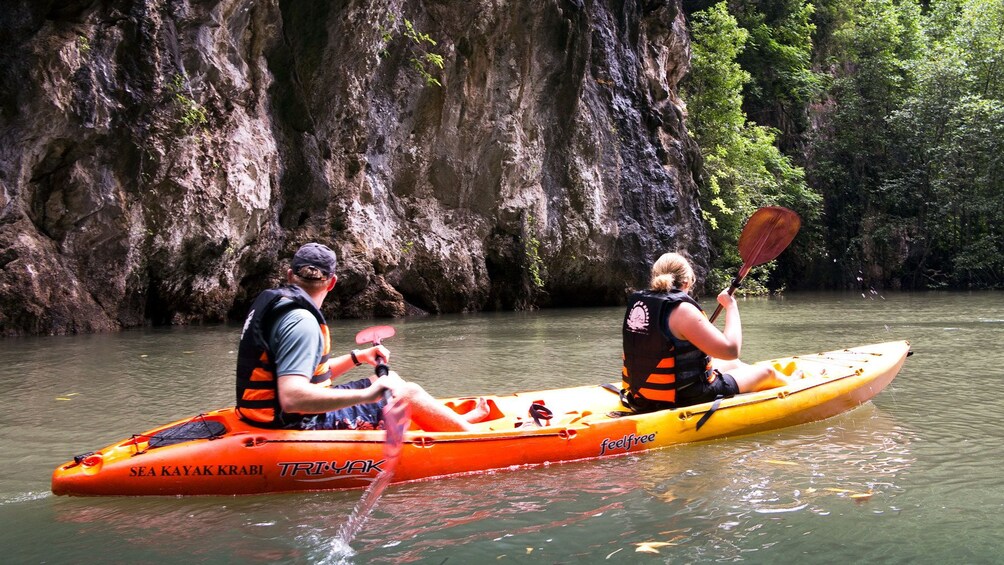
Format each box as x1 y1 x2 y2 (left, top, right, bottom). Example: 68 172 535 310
268 301 324 379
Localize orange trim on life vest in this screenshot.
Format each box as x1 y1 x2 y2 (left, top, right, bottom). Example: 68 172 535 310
241 389 275 402
639 388 676 403
249 367 272 382
656 358 676 369
644 373 676 385
313 362 330 378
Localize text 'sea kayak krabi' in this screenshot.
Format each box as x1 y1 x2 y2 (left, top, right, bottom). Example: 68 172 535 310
52 341 910 496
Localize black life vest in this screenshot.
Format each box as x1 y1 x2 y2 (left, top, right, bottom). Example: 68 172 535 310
621 289 713 408
235 285 333 427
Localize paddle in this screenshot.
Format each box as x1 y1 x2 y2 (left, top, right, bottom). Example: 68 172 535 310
354 325 411 459
334 325 411 547
708 206 801 323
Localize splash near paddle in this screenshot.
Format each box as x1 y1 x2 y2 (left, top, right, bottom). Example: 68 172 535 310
709 206 801 323
335 325 411 547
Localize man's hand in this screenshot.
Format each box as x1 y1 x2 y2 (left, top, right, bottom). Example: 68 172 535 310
354 345 391 366
373 370 406 397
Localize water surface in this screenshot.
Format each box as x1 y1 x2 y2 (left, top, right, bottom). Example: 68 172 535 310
2 291 1002 563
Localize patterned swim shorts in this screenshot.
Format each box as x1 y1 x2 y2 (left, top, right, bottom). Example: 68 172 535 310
297 377 388 430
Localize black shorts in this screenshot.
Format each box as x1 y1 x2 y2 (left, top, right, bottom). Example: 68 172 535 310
295 378 387 430
623 370 739 412
703 369 740 399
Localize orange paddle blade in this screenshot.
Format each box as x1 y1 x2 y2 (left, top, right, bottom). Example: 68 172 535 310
355 325 396 346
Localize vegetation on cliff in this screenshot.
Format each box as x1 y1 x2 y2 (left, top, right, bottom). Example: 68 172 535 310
683 0 1004 290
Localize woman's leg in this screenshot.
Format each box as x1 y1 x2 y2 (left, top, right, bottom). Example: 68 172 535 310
712 358 744 373
726 362 790 393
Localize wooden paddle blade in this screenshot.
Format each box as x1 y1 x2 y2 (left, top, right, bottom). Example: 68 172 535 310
737 206 801 267
708 206 801 324
355 325 396 346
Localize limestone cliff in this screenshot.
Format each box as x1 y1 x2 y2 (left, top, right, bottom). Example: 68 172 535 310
0 0 707 336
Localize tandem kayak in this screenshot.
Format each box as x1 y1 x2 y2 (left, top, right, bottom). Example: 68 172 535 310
51 341 910 496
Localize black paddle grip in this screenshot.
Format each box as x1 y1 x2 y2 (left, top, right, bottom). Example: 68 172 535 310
729 276 743 293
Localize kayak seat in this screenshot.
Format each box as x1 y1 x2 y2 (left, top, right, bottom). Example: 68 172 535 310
772 361 798 376
443 398 504 422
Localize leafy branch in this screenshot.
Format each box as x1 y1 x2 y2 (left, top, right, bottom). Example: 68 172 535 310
402 19 444 87
524 214 545 289
169 74 208 130
379 15 444 87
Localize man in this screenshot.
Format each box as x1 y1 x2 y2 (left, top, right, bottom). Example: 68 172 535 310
236 242 488 430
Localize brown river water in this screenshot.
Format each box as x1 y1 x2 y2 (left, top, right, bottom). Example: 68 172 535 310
2 291 1002 563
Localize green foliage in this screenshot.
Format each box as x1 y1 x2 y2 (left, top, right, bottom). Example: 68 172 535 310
402 19 444 87
809 0 1004 289
809 0 923 287
169 74 208 131
524 214 545 289
682 2 821 291
681 0 1003 290
729 0 823 149
379 15 444 87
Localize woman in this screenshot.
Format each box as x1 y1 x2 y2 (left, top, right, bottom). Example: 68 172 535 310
621 252 789 412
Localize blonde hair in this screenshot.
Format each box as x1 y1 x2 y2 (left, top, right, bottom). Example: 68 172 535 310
649 252 695 292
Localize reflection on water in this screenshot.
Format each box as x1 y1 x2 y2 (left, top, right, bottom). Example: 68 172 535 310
310 402 918 563
620 405 917 562
2 291 1004 563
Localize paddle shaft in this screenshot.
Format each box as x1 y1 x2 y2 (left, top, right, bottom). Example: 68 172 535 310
374 353 391 401
338 326 409 546
353 324 406 441
709 269 751 323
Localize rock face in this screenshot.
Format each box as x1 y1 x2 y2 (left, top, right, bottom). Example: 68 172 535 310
0 0 708 336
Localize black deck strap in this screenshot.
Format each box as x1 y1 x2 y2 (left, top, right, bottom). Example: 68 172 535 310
147 415 226 449
695 395 723 431
529 402 553 427
600 383 621 394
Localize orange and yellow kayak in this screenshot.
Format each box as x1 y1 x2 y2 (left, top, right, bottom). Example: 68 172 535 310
51 341 909 496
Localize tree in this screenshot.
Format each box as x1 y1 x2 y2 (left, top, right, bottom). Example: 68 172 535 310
730 0 823 152
683 2 821 291
884 0 1004 287
807 0 923 288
